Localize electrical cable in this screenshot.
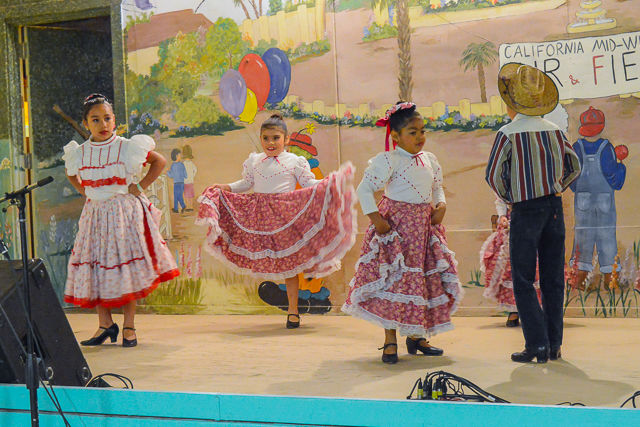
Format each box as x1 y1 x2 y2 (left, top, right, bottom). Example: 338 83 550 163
85 373 134 389
620 391 640 408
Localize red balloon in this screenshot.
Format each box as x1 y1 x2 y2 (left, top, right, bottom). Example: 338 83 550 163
615 144 629 161
238 54 271 110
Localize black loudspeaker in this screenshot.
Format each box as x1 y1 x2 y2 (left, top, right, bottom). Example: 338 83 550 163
0 259 92 386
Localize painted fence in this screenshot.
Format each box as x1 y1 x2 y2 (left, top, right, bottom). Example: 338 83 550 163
240 0 326 50
373 0 567 28
282 94 509 119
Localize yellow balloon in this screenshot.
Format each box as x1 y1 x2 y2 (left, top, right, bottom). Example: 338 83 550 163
238 89 258 124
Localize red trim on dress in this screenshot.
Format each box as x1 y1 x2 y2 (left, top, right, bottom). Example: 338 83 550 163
71 256 145 270
81 176 127 187
89 133 117 146
79 161 123 171
63 269 180 308
143 151 151 167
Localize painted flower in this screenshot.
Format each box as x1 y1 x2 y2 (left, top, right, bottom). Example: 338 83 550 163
304 122 316 135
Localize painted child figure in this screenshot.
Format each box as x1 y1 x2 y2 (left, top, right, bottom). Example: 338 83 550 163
63 94 179 347
167 148 187 213
570 107 626 290
342 102 463 364
196 114 357 328
480 195 541 327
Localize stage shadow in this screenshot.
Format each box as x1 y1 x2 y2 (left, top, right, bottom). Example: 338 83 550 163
218 323 320 337
265 355 454 396
477 321 586 330
486 360 634 407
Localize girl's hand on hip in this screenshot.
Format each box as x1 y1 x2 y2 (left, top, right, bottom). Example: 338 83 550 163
128 183 142 196
431 202 446 225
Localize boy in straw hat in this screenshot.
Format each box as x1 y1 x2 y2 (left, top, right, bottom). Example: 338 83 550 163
486 63 581 364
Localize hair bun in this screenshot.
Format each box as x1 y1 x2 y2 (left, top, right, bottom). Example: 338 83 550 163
84 93 107 104
269 113 284 120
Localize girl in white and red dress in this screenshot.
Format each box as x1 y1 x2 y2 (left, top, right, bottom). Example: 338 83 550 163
342 102 463 364
196 114 356 328
63 94 179 348
480 195 541 327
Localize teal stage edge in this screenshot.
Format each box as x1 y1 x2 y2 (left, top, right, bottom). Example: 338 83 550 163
1 384 640 426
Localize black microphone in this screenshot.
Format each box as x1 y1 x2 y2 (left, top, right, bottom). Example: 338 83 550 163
0 176 54 204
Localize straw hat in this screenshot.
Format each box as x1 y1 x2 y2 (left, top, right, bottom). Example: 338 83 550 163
498 63 559 116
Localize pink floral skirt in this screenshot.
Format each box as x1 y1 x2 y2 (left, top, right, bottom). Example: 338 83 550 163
64 194 179 308
480 223 540 311
342 197 463 337
196 163 357 280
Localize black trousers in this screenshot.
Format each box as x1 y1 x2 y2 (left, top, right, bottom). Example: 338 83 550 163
510 195 565 350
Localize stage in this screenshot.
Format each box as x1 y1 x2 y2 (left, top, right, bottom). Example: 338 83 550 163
66 314 639 407
2 314 640 425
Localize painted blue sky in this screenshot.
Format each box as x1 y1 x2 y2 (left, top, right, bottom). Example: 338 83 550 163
121 0 259 26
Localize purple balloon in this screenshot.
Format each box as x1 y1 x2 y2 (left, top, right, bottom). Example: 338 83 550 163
219 70 247 118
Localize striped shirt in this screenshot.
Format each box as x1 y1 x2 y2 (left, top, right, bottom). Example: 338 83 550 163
486 114 581 204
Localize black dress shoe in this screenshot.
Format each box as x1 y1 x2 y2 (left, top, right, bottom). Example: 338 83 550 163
511 346 549 363
550 347 561 360
505 312 519 327
122 327 137 348
379 343 398 364
81 323 119 346
406 337 444 356
286 314 300 329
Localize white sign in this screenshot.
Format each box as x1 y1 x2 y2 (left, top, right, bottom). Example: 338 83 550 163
500 31 640 99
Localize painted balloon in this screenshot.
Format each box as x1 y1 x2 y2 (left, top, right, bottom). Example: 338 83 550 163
219 70 247 118
262 48 291 104
238 89 258 124
615 144 629 161
238 54 271 110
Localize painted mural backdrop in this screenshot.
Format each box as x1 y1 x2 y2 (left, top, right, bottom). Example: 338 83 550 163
117 0 640 316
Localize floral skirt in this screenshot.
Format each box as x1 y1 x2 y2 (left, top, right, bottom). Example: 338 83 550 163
64 194 179 308
480 223 540 311
196 162 357 280
342 197 463 337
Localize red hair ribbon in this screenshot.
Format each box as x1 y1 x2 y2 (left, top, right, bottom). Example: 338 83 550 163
375 102 417 151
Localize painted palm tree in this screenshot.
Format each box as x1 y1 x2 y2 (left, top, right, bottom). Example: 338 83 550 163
233 0 254 19
371 0 413 102
459 41 498 103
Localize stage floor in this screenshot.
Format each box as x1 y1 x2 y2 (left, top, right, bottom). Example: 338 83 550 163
66 314 640 408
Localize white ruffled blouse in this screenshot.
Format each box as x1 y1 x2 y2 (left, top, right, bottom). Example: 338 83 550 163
229 151 321 194
62 133 155 201
357 147 446 215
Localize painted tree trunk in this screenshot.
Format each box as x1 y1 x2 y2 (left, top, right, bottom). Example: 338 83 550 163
396 0 413 102
478 62 487 103
237 0 252 20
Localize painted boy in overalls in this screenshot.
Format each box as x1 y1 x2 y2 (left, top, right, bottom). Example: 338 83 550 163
570 107 626 290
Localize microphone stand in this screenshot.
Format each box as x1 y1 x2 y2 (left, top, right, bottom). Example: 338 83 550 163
1 176 54 427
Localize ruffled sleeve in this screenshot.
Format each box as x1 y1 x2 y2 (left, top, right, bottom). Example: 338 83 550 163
426 152 445 205
229 153 258 193
123 134 156 174
294 154 321 188
494 196 508 216
62 140 81 176
357 152 393 215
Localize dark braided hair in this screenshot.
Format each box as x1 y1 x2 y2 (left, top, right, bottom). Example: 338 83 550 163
82 93 113 120
389 101 421 133
260 113 288 136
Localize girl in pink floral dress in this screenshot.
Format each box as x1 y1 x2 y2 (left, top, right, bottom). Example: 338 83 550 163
196 114 356 329
342 102 463 364
63 94 179 348
480 195 540 327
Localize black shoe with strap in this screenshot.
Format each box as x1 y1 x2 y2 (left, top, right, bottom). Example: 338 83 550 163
511 346 548 363
286 314 300 329
378 343 398 364
122 327 137 348
80 323 119 346
550 347 561 360
506 312 520 327
406 337 444 356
